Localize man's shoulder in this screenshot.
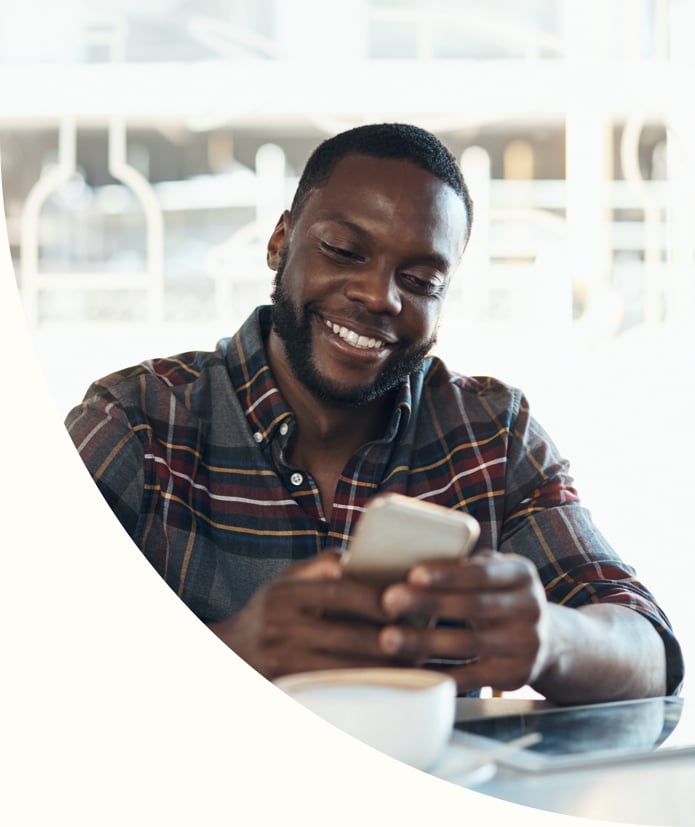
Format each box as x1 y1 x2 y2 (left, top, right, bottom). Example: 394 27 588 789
86 342 231 404
423 357 522 408
88 308 266 405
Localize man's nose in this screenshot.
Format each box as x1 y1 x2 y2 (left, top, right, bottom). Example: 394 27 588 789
344 265 402 315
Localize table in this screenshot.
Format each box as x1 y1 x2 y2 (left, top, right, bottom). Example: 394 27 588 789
435 697 695 826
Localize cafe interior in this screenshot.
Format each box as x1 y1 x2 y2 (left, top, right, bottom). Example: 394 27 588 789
2 1 694 824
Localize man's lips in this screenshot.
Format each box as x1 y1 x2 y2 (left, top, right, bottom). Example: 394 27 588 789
321 315 394 351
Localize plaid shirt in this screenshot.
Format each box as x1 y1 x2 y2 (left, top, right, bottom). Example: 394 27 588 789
66 307 683 693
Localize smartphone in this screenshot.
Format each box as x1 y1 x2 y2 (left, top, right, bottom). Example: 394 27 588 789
340 493 480 585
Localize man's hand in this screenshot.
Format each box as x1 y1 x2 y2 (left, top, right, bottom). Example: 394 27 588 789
377 550 553 693
208 550 400 680
377 549 667 703
209 547 667 703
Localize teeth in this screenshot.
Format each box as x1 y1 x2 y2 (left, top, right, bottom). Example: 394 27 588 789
324 318 383 350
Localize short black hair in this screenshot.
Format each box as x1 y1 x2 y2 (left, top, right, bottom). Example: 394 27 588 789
290 122 473 240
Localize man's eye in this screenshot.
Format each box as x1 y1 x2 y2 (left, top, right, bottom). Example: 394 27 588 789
321 241 362 261
401 273 443 296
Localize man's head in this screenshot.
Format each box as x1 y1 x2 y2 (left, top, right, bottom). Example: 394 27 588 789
289 122 473 244
267 123 471 409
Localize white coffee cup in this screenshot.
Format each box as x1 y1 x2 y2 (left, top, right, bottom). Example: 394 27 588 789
273 667 456 771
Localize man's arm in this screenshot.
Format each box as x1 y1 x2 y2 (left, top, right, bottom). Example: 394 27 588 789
371 387 682 702
67 390 412 678
533 601 666 703
65 389 145 537
500 509 683 700
375 550 669 704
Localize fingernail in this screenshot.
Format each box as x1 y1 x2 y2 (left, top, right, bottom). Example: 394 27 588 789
382 585 409 616
409 566 432 586
380 627 403 654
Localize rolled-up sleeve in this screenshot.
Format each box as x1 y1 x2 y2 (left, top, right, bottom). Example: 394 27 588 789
500 394 685 696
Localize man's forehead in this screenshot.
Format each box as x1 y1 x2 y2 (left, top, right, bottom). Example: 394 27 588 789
304 155 465 224
319 153 442 192
335 156 462 237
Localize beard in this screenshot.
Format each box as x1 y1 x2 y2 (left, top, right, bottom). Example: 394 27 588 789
270 253 436 408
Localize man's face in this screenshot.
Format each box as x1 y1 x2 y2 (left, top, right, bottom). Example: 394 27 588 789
267 154 468 408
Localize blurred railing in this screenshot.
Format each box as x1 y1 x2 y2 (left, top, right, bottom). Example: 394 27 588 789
15 134 689 332
8 0 694 330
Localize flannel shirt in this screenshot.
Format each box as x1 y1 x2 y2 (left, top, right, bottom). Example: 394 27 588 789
65 306 684 694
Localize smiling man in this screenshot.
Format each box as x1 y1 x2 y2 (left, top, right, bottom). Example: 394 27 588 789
265 150 468 518
66 123 684 703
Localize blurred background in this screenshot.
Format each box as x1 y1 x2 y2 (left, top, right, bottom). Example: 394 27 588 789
1 0 693 693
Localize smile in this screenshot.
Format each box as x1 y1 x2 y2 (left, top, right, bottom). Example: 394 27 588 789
323 318 385 351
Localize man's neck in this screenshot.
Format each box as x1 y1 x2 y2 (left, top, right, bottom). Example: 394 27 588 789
265 326 405 519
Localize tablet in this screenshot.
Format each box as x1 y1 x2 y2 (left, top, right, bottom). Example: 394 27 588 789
454 696 694 772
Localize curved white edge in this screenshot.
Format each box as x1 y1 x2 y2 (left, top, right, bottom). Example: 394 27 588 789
1 148 625 827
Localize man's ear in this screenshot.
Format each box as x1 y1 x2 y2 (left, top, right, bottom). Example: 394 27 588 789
267 210 291 271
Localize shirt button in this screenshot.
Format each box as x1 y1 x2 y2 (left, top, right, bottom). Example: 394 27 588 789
279 422 289 436
253 431 263 443
290 472 304 486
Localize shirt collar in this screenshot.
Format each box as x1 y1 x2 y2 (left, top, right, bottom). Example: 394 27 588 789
221 305 414 447
384 377 413 442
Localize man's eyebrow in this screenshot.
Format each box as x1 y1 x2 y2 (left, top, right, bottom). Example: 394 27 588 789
322 216 373 243
319 216 452 271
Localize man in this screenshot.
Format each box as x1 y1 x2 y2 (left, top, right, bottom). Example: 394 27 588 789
66 123 683 703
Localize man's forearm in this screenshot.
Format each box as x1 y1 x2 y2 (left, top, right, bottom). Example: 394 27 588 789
532 603 668 705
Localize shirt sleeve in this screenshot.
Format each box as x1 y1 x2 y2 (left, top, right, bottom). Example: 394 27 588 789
500 393 685 696
64 383 145 540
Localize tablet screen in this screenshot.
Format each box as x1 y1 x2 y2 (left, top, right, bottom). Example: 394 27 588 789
454 696 693 771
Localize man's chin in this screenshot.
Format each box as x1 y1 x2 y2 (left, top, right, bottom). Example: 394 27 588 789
299 345 432 407
302 376 389 408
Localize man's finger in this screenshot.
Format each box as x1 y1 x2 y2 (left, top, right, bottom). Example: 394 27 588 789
269 576 391 626
408 550 537 591
281 549 343 581
382 581 540 624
